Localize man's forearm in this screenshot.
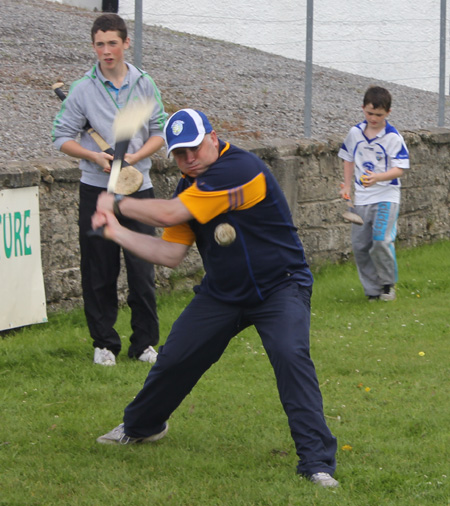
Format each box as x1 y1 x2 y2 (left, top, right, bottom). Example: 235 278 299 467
110 227 187 267
107 193 193 228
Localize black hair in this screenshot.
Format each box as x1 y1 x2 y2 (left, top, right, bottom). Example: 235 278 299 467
91 13 127 42
363 86 392 112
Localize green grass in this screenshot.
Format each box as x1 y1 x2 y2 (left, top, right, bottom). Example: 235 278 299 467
1 241 449 505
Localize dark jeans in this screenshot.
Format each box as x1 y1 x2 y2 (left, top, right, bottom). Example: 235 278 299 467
79 183 159 358
123 282 337 476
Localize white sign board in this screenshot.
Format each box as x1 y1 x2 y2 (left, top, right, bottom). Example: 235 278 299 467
0 187 47 331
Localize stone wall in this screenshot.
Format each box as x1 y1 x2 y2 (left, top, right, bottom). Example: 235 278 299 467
1 129 448 312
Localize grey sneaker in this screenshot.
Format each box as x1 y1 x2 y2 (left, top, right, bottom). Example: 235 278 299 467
96 422 169 445
94 347 116 366
309 472 339 488
380 285 396 301
138 346 158 364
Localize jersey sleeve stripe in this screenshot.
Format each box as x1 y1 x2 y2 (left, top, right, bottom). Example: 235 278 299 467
178 172 267 224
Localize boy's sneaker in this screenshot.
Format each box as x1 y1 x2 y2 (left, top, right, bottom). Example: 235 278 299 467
309 472 339 488
368 295 380 302
138 346 158 364
380 285 396 301
93 347 116 366
96 422 169 445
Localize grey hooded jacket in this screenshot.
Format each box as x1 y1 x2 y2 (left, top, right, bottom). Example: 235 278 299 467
52 62 167 190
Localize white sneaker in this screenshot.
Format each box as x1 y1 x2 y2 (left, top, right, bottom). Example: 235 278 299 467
96 422 169 445
380 285 396 301
93 347 116 366
138 346 158 364
309 472 339 488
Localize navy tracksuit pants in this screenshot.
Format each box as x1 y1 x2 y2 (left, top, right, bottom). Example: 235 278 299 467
123 282 337 476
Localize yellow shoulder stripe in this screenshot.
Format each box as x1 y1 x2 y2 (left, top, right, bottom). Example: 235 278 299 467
178 171 266 224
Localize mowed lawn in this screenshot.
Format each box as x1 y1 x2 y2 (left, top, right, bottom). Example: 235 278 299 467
1 240 449 506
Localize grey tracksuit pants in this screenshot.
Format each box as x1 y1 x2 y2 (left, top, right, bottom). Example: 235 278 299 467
352 202 400 296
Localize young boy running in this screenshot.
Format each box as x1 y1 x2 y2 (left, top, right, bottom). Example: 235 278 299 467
338 86 410 301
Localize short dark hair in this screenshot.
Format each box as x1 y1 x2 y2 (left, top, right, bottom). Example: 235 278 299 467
91 13 128 42
363 86 392 112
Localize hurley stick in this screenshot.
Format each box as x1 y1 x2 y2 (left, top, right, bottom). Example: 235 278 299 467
340 183 364 225
108 99 155 193
88 99 155 237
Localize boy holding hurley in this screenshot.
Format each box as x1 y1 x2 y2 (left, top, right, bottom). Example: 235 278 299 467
52 14 167 365
339 86 410 301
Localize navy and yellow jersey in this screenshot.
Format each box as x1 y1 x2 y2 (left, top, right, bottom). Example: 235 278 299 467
162 140 313 305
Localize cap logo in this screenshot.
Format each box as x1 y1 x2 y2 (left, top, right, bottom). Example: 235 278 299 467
171 120 184 136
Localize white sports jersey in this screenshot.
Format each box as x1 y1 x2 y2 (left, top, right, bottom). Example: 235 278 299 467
338 120 410 205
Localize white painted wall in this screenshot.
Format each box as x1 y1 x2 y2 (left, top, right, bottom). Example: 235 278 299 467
48 0 450 93
118 0 449 93
50 0 102 11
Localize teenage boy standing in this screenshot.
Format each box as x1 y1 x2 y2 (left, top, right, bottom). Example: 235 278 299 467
52 14 167 365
